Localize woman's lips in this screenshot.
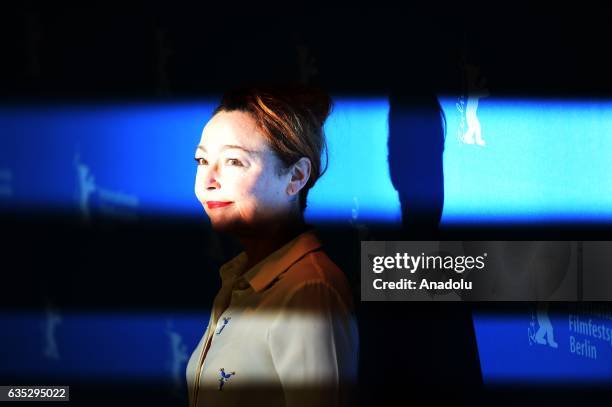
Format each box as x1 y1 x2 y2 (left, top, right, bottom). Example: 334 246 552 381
206 201 233 209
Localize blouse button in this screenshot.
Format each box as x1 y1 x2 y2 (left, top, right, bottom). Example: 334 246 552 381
234 279 249 290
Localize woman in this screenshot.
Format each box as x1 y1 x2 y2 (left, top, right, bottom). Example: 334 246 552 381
186 85 359 407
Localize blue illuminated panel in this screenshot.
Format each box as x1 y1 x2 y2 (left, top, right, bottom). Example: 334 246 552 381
440 98 612 223
2 98 612 223
0 311 207 382
473 305 612 384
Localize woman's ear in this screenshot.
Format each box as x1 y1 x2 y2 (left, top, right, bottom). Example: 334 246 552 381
287 157 311 196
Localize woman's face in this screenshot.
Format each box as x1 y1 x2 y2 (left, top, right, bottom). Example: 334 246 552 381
194 110 293 234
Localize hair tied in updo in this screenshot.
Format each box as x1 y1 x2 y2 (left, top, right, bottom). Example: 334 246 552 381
290 85 333 128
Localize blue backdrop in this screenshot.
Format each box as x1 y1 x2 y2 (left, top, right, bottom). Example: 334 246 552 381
1 97 611 396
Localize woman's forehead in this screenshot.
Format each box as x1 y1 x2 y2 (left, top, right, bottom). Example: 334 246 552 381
200 110 268 151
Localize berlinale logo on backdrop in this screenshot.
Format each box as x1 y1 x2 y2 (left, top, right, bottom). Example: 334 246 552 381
456 58 489 147
528 303 558 349
74 152 140 223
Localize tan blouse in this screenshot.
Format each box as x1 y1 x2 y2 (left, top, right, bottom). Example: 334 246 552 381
185 229 359 407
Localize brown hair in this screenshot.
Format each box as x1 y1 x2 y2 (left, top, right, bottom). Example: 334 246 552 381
213 84 332 213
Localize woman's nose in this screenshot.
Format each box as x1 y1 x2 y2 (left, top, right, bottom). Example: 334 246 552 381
207 177 220 190
205 165 221 190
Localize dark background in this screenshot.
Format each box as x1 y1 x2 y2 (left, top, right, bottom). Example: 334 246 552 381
2 3 612 100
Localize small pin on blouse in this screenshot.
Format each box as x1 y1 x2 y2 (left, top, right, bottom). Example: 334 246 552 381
218 368 236 390
216 316 231 335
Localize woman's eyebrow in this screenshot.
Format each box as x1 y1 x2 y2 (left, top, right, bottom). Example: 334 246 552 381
197 144 259 155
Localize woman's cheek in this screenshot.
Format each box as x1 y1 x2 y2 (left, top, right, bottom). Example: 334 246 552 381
233 167 268 219
195 187 206 209
226 182 249 220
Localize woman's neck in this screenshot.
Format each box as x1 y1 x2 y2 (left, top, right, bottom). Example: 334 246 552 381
239 217 308 271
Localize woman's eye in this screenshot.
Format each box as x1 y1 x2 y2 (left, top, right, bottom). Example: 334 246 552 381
195 157 208 166
226 158 243 167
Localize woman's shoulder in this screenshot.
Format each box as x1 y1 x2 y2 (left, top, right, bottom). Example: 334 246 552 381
280 248 355 312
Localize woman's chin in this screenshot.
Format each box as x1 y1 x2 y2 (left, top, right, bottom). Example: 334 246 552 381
210 217 247 235
209 218 234 230
211 218 269 240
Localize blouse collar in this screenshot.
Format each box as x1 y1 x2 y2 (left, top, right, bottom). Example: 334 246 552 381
219 228 322 292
